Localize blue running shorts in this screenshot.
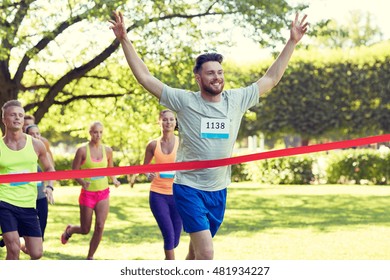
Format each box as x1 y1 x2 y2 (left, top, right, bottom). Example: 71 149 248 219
0 201 41 237
173 183 227 237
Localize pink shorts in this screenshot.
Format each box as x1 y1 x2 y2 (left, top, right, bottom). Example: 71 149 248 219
79 188 110 209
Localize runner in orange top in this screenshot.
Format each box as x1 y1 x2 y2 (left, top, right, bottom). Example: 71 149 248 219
143 109 182 260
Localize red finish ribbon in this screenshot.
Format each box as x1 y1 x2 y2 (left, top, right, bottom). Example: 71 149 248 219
0 134 389 184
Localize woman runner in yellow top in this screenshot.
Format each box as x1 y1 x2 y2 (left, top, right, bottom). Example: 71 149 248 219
61 121 120 260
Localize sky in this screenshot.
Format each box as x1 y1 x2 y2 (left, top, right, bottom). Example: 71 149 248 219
223 0 390 62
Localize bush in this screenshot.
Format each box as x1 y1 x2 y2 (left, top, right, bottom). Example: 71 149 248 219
53 154 75 186
231 164 250 182
54 152 132 186
52 147 389 186
245 155 315 185
325 148 389 185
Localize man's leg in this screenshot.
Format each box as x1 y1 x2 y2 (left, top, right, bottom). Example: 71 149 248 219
3 231 21 260
188 230 213 260
186 240 195 260
23 236 43 260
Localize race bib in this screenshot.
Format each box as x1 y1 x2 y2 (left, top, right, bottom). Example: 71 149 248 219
200 118 230 139
90 176 105 181
159 171 176 179
9 170 30 186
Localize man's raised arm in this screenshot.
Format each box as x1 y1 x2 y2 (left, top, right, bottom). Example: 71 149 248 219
109 11 164 99
257 13 308 96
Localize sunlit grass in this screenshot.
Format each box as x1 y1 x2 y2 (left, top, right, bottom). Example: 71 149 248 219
3 183 390 260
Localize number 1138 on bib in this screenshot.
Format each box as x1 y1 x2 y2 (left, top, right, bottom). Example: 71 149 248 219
200 118 230 139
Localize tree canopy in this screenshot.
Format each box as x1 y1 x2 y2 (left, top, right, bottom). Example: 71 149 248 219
0 0 305 134
310 10 383 49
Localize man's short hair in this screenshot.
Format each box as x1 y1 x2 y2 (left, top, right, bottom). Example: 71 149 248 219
24 114 36 122
193 53 224 74
2 100 22 118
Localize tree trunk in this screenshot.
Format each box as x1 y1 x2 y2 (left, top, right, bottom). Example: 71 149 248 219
0 79 19 135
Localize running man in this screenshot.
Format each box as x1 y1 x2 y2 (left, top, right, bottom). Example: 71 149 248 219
0 100 55 260
110 11 308 259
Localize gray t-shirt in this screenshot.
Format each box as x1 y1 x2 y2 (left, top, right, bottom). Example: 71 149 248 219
160 83 259 191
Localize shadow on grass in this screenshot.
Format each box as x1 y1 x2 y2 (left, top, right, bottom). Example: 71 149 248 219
43 251 86 260
220 188 390 236
4 185 388 260
49 198 162 246
52 187 390 243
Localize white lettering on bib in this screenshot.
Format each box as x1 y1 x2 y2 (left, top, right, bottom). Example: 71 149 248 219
200 118 230 139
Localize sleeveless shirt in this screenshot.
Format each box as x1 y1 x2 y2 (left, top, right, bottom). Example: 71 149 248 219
150 136 179 195
81 144 108 191
0 135 38 208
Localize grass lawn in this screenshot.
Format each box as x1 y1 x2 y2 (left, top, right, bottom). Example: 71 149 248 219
2 182 390 260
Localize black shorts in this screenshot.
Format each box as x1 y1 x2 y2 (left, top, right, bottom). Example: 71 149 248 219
0 201 41 237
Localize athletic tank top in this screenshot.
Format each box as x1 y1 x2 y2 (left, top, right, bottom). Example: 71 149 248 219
150 136 179 195
0 135 38 208
81 144 108 192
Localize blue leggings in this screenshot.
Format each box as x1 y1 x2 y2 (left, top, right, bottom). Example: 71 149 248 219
149 191 182 250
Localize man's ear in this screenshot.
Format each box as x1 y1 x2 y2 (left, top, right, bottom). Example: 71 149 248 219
194 73 201 85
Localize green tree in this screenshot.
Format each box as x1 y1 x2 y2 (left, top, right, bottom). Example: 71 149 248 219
0 0 306 133
311 10 383 49
238 41 390 145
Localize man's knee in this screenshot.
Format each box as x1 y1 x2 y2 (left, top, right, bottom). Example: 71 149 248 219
26 243 43 260
195 246 214 260
29 250 43 260
190 230 214 260
6 242 21 260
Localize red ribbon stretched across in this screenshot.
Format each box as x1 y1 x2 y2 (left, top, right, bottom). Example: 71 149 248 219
0 134 389 184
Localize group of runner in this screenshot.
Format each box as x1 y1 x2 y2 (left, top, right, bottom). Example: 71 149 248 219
0 11 308 260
